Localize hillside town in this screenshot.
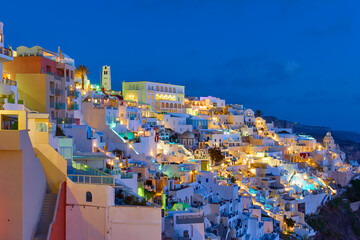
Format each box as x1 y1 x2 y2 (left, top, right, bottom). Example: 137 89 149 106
0 22 359 240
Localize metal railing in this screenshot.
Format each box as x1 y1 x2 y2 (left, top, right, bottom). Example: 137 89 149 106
55 117 77 124
54 75 62 80
50 88 55 95
0 47 13 57
67 104 79 110
55 89 63 96
120 172 134 179
67 90 79 98
50 102 55 108
55 103 66 109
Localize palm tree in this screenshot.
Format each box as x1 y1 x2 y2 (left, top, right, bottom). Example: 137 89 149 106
75 65 89 89
255 109 262 117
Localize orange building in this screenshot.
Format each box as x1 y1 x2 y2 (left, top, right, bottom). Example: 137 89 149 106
3 46 78 123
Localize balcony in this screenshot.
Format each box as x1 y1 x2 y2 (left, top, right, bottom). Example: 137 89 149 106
56 117 77 124
55 89 63 96
55 103 65 109
68 162 114 186
0 47 13 57
50 102 55 108
66 76 70 82
54 75 62 81
2 78 17 86
67 103 79 110
67 90 79 98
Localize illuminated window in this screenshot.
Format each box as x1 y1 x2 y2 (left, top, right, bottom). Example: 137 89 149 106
148 94 150 100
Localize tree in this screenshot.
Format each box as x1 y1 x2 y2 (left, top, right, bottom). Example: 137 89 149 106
75 65 89 90
208 148 224 165
283 215 295 229
255 109 262 117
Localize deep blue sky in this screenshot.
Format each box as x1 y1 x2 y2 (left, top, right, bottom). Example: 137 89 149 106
3 0 360 132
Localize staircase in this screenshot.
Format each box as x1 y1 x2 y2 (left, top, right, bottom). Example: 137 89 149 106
33 192 58 240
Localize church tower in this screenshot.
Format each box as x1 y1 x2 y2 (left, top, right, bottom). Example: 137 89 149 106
101 65 111 90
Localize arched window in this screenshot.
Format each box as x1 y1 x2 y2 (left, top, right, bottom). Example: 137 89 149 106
165 87 168 92
170 103 173 108
86 191 92 202
166 102 169 108
173 88 176 93
161 86 164 92
148 94 150 100
174 104 177 108
156 94 160 100
178 103 182 108
169 88 172 93
156 86 159 91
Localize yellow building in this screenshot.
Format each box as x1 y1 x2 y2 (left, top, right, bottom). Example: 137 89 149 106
122 81 185 113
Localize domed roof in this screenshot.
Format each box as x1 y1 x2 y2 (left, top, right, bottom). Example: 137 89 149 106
324 132 334 140
181 131 195 139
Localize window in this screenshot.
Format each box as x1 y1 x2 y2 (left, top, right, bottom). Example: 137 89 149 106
86 191 92 202
1 115 19 130
36 123 47 132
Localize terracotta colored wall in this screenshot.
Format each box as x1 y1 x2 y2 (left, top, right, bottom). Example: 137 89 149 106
3 56 59 80
3 56 42 80
48 181 66 240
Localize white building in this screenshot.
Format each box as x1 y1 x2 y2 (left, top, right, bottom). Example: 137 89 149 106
200 96 225 108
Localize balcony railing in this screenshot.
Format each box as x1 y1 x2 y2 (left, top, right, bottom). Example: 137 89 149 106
55 89 63 96
68 103 79 110
50 102 55 108
55 103 66 109
54 75 62 80
66 76 70 82
2 78 17 86
55 117 77 124
0 47 13 57
68 162 114 185
67 90 79 98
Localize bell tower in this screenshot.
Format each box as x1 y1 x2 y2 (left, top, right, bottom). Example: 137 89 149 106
101 65 111 90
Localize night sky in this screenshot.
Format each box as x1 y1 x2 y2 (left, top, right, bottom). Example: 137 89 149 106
3 0 360 132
